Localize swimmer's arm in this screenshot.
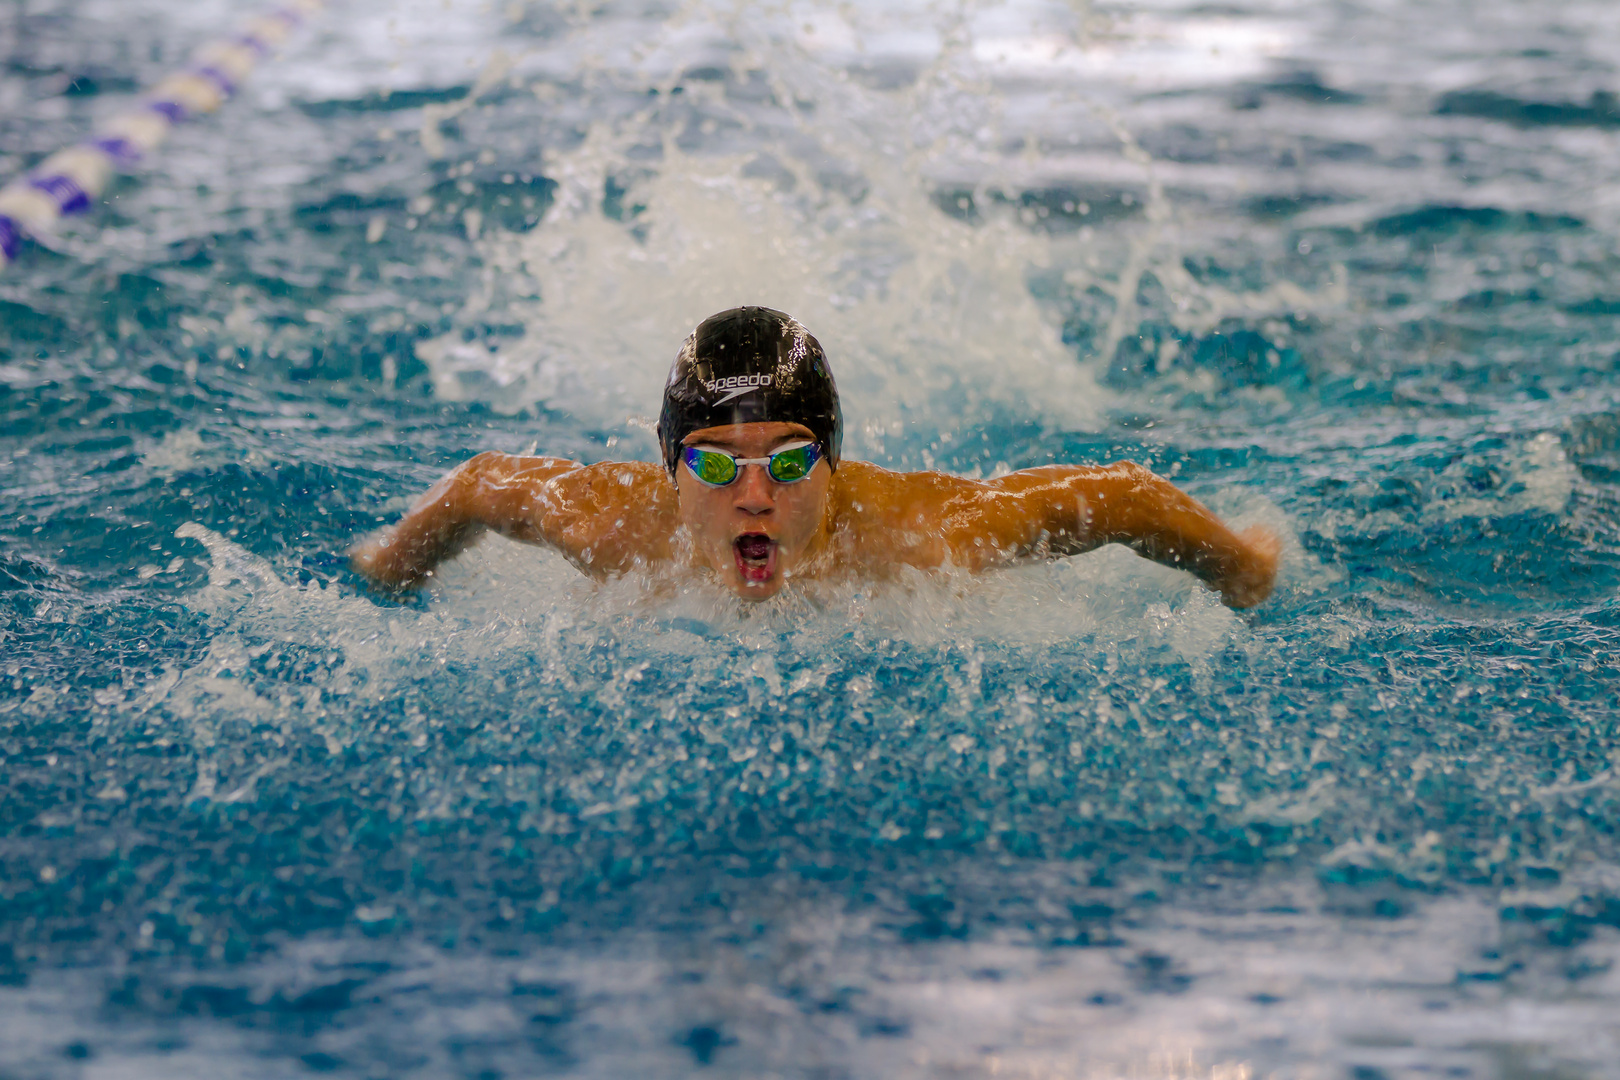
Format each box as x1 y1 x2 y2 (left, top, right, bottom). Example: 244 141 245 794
946 463 1280 608
348 451 580 590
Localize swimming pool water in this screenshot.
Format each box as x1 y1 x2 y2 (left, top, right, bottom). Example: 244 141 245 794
4 0 1620 1075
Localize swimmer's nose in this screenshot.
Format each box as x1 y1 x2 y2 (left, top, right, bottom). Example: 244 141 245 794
732 463 775 514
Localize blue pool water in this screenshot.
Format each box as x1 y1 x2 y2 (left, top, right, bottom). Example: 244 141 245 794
4 0 1620 1075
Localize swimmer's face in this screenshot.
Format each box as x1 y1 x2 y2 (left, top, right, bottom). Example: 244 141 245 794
675 421 833 600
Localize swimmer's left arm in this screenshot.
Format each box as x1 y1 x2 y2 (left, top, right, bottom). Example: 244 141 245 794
939 463 1280 608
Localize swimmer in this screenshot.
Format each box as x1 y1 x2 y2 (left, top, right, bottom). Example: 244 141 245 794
349 306 1281 608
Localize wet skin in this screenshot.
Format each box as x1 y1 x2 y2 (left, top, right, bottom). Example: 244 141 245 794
349 421 1281 608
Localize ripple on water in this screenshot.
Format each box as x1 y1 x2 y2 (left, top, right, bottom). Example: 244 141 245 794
4 0 1620 1076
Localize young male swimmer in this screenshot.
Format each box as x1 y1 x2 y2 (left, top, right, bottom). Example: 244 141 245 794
350 306 1281 608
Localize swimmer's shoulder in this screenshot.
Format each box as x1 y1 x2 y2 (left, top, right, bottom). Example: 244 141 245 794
828 459 982 523
827 460 992 569
531 460 678 571
827 459 902 512
543 459 674 512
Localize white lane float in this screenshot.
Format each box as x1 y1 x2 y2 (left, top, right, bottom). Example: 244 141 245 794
0 0 324 273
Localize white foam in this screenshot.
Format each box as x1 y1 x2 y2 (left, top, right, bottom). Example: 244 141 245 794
397 0 1350 460
432 529 1247 663
419 134 1105 452
1431 431 1575 523
150 520 1255 762
140 428 206 473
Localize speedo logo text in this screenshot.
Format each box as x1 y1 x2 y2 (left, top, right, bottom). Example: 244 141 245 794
704 373 772 405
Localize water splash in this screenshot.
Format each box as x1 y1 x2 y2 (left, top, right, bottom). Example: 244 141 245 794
410 0 1344 458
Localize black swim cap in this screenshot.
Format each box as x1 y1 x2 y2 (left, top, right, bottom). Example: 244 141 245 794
657 306 842 476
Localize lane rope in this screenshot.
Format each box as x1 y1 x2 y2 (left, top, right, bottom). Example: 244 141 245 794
0 0 324 274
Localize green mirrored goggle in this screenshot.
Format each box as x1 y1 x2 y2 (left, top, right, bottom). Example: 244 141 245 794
682 440 823 486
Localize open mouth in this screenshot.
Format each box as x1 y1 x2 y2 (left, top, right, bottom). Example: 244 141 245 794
733 533 778 585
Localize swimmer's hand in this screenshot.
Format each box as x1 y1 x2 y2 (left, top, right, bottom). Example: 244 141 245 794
348 531 439 591
1214 525 1281 610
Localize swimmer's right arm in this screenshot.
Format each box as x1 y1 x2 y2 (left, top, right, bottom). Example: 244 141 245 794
348 451 580 590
